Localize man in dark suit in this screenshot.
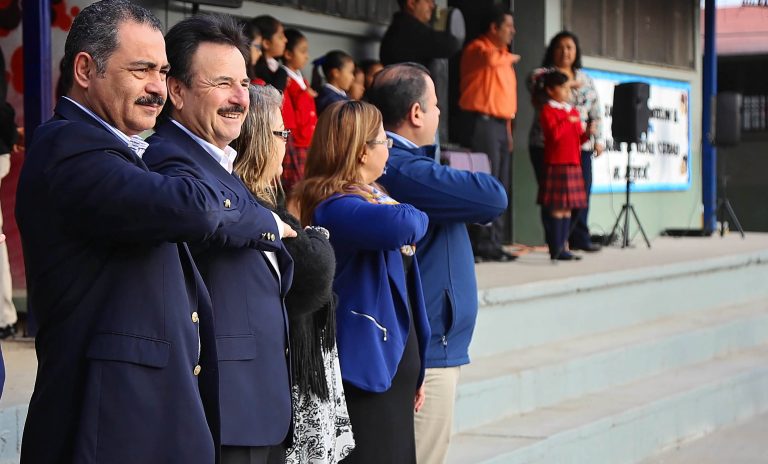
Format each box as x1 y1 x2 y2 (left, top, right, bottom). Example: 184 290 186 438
15 2 282 463
143 14 295 464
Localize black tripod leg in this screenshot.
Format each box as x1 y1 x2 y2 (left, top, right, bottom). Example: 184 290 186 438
723 200 746 238
628 205 651 248
622 201 631 248
716 198 726 237
609 205 628 245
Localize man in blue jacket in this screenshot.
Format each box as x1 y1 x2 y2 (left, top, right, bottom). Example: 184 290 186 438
368 63 507 464
143 14 295 464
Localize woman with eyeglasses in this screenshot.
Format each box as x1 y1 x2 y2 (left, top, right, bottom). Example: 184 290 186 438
232 85 355 464
291 100 430 464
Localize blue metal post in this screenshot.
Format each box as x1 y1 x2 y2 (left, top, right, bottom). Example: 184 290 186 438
22 0 53 143
22 0 52 337
701 0 717 233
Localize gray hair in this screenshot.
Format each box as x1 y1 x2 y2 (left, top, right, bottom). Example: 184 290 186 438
61 0 162 95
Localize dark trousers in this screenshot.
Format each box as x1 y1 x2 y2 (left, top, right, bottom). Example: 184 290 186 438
569 150 593 248
221 445 286 464
469 114 510 255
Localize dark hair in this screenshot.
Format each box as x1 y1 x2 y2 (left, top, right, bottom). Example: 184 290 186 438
358 59 382 76
542 30 582 70
243 19 261 41
484 4 513 33
251 15 282 41
311 50 354 91
534 69 569 105
284 28 306 54
366 62 430 128
397 0 407 9
165 14 249 88
61 0 161 95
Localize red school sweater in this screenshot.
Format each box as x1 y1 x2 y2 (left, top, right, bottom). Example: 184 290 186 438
540 101 589 165
284 76 318 149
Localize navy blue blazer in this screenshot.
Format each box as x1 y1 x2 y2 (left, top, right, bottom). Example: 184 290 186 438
313 193 431 392
315 85 349 115
144 120 295 447
15 98 279 464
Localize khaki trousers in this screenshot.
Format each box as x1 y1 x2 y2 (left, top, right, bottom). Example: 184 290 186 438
0 154 16 328
414 366 461 464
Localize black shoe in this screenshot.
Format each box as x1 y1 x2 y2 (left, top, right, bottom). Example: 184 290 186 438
570 243 602 252
490 250 518 262
0 324 16 340
552 252 582 261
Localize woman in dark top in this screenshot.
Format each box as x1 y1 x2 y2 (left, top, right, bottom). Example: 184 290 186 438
232 85 355 463
291 100 431 464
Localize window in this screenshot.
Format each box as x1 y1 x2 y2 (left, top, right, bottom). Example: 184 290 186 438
256 0 396 25
562 0 696 69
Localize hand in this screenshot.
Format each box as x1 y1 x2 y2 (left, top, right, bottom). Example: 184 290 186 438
414 384 426 413
308 88 318 98
568 115 580 124
594 143 605 157
0 234 5 244
588 121 599 136
12 127 24 153
282 222 298 239
511 53 521 64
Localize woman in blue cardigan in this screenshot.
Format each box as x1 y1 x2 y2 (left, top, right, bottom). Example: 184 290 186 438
291 100 430 464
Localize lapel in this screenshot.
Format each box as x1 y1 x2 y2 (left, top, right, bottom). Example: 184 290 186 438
154 120 245 195
55 98 147 168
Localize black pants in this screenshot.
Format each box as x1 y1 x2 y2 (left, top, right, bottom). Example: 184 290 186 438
569 150 593 248
469 114 511 255
221 445 286 464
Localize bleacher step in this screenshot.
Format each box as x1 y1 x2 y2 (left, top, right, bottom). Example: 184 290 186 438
448 343 768 464
454 298 768 433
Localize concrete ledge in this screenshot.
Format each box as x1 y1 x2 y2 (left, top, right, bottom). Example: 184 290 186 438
470 250 768 358
455 298 768 433
449 343 768 464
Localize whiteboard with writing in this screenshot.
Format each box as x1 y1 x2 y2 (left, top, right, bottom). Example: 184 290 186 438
584 69 692 193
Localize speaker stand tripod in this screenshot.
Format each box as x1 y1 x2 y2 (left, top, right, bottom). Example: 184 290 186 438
609 145 651 249
716 150 745 238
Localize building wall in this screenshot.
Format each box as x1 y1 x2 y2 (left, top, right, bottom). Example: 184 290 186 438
510 1 704 245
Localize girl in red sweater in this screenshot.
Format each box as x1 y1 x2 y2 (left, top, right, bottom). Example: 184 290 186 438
281 28 319 194
537 70 592 261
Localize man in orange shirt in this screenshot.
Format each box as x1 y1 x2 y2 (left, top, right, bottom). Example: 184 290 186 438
459 5 519 262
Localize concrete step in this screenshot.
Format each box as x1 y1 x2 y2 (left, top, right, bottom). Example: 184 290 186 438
640 411 768 464
447 342 768 464
454 298 768 434
471 251 768 358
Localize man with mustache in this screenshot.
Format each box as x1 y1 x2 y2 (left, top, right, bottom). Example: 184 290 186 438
143 14 296 464
15 1 284 463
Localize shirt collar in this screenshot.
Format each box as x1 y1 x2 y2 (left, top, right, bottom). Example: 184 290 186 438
547 99 573 112
323 83 347 97
386 131 419 149
171 119 238 173
266 57 280 73
282 66 307 90
63 96 148 157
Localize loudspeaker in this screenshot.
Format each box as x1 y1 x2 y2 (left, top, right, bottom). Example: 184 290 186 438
715 92 742 147
612 82 651 144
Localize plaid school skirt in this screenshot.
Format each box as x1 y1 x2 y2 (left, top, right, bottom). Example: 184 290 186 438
281 139 307 195
537 164 588 210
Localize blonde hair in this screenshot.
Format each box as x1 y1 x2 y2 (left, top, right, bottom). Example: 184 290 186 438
232 84 284 207
291 100 383 226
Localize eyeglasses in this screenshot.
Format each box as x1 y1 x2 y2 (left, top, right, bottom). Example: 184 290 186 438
273 129 291 142
367 138 393 149
251 42 262 51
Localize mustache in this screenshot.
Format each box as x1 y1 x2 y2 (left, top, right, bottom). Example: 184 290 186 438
218 105 246 114
135 94 165 106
